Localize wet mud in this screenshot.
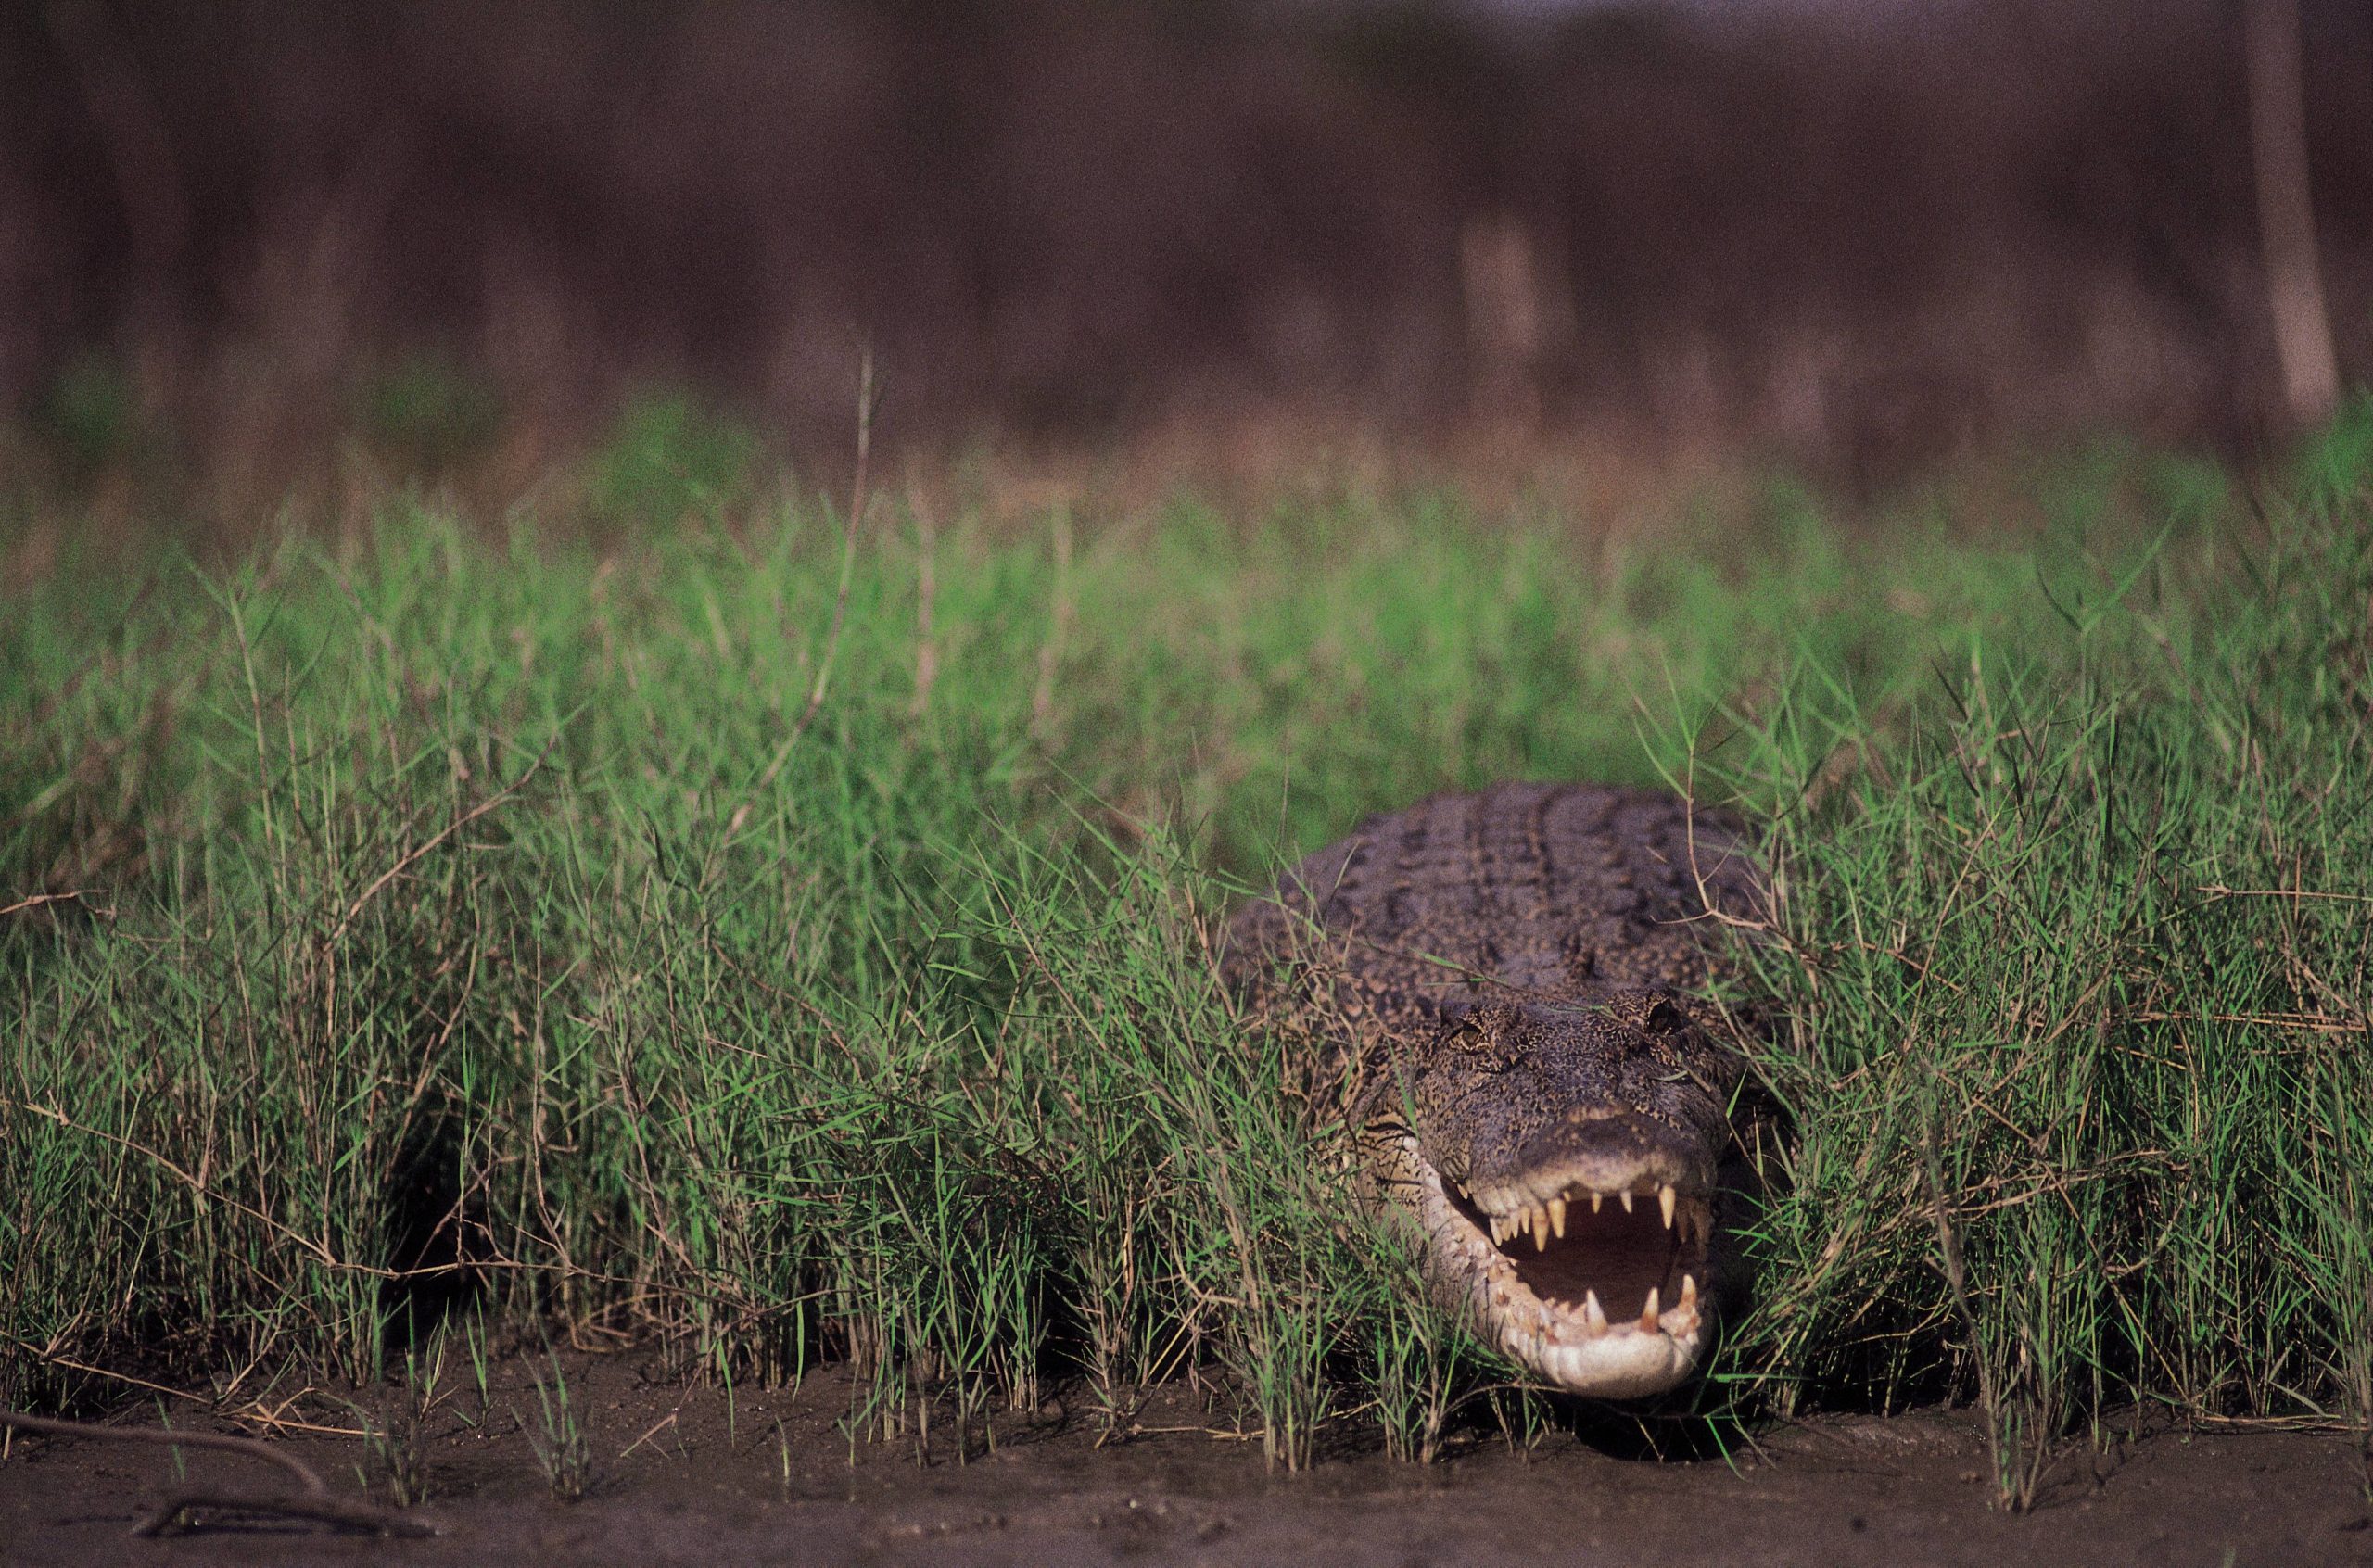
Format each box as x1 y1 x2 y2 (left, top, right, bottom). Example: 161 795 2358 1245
5 1355 2368 1567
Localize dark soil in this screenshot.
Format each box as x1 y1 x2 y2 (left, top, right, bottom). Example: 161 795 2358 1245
5 1354 2368 1567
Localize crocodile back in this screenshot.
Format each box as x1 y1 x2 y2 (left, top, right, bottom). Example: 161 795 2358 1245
1224 783 1762 1047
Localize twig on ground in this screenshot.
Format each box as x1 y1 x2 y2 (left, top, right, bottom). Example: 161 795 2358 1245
0 1408 436 1537
137 1489 438 1538
0 1409 324 1493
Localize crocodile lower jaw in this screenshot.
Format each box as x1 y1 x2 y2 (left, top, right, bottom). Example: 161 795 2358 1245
1395 1132 1711 1398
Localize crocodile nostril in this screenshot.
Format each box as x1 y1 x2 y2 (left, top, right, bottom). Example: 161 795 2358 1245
1529 1111 1688 1177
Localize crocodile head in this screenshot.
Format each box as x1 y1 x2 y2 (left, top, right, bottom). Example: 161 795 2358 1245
1371 990 1745 1399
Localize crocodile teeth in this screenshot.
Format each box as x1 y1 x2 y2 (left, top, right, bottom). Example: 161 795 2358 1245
1547 1197 1567 1238
1590 1192 1603 1214
1680 1273 1697 1309
1582 1291 1608 1336
1619 1190 1634 1214
1639 1286 1661 1334
1659 1184 1677 1230
1530 1208 1548 1252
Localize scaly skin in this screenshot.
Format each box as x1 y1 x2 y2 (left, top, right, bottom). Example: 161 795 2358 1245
1224 783 1764 1398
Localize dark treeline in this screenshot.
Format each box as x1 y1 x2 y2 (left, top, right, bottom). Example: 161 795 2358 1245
4 0 2369 499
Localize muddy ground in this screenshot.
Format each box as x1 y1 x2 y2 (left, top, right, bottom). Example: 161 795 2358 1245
5 1354 2368 1567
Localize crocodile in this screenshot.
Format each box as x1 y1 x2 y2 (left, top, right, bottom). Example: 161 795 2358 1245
1223 782 1766 1399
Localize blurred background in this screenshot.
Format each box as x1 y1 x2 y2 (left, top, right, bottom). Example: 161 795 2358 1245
4 0 2368 529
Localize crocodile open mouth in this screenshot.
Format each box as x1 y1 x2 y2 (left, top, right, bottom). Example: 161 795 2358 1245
1395 1136 1713 1397
1446 1175 1708 1328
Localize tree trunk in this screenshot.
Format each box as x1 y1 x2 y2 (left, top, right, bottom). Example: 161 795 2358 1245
2242 0 2341 426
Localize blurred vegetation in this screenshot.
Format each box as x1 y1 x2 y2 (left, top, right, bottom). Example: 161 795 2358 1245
6 0 2367 508
355 358 506 474
582 393 761 530
30 354 155 481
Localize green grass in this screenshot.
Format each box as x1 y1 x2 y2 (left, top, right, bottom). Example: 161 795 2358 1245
5 412 2370 1502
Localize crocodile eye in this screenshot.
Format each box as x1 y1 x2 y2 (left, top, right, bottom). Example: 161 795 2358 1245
1440 1011 1490 1052
1644 998 1689 1036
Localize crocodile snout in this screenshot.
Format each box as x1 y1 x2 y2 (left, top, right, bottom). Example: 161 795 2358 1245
1516 1108 1711 1196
